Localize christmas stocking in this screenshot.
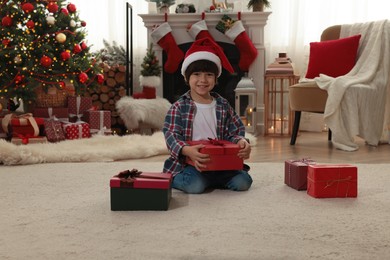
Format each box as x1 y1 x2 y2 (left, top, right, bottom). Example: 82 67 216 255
217 16 258 72
151 22 184 74
188 20 216 42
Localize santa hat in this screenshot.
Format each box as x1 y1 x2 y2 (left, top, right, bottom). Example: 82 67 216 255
181 38 234 77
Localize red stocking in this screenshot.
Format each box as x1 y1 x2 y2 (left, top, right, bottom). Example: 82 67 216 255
151 22 184 74
225 20 258 72
188 20 216 42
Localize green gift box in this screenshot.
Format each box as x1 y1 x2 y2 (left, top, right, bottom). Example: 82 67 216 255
110 171 172 211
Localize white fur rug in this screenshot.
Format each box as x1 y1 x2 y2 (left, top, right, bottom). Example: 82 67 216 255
0 132 256 165
116 96 171 130
0 132 169 165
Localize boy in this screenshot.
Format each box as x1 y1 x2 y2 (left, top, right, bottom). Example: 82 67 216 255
163 38 252 194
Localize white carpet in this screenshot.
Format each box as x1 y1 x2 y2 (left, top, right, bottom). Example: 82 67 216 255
1 161 389 260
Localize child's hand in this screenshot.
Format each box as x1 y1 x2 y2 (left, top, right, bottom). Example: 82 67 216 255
237 138 251 160
182 144 210 172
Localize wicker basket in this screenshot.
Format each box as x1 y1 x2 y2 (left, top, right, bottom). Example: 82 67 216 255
35 85 69 108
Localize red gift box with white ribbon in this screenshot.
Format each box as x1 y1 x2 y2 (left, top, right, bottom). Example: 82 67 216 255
185 139 243 171
307 164 358 198
62 121 91 140
67 96 92 122
83 110 111 135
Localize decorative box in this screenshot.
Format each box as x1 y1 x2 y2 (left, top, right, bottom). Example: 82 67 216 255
62 121 90 140
83 110 111 135
185 139 243 171
284 159 316 190
110 169 172 211
307 164 358 198
67 96 92 122
11 136 47 145
2 113 44 137
44 119 66 142
33 107 69 121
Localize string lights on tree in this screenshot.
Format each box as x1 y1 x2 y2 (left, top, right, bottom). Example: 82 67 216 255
0 0 104 102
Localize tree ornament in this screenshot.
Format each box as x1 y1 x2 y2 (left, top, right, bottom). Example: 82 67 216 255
2 16 13 27
80 41 87 50
56 33 67 43
81 21 87 27
78 72 88 84
0 103 2 113
47 2 59 13
22 3 34 13
60 50 71 61
69 19 76 27
61 8 69 15
2 39 10 46
40 55 52 67
15 75 25 84
67 3 77 13
26 20 35 29
14 55 22 64
97 74 105 84
46 16 55 25
73 44 82 54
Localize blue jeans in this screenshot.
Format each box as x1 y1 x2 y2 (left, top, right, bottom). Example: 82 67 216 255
172 165 253 194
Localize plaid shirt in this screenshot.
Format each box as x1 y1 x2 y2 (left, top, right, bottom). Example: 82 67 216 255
163 90 246 175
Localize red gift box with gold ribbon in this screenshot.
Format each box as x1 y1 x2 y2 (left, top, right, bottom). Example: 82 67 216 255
2 113 44 138
307 164 358 198
185 139 243 171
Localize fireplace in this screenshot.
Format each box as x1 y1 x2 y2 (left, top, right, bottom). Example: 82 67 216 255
139 12 270 134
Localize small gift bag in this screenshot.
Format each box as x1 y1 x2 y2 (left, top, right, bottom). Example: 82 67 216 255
44 119 66 142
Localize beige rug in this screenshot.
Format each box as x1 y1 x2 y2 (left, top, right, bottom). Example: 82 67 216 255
1 161 389 260
0 132 256 165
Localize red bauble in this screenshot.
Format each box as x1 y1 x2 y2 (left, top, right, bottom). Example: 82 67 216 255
22 3 34 13
80 41 87 50
40 55 52 67
61 50 71 61
47 2 59 13
97 74 105 84
2 16 13 27
81 21 86 27
73 44 82 54
210 5 216 11
26 20 35 29
58 81 65 88
15 75 25 84
79 72 88 84
2 39 10 46
61 8 69 15
67 3 77 13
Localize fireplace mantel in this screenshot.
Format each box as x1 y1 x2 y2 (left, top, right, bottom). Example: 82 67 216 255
139 12 271 135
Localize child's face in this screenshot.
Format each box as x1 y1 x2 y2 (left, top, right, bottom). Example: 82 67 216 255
188 71 216 101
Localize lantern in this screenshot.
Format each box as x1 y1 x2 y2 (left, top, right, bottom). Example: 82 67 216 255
235 73 257 133
264 53 299 135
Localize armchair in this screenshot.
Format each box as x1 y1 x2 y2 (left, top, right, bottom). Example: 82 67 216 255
288 25 341 145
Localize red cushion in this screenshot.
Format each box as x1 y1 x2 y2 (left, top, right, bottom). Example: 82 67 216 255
305 34 361 79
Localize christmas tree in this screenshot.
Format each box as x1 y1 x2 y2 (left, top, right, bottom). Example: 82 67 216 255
0 0 104 102
140 43 161 77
